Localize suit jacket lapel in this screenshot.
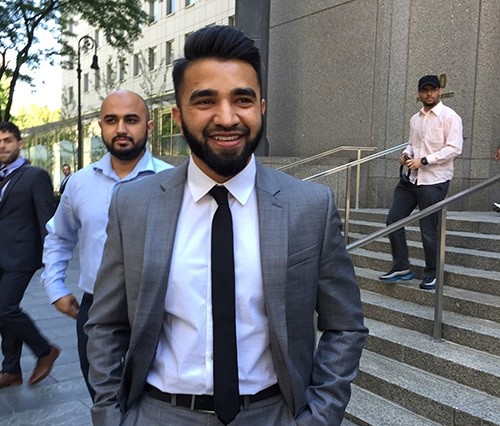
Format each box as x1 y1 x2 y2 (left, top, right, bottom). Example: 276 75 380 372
126 162 188 407
255 163 295 410
136 161 188 330
0 165 29 210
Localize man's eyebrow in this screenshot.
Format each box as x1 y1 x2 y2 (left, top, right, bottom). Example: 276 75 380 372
101 114 140 120
190 89 217 102
232 87 257 98
189 87 257 103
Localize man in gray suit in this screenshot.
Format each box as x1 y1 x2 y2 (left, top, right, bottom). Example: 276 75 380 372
86 26 367 426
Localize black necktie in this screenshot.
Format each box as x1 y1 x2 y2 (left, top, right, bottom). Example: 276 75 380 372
209 185 240 425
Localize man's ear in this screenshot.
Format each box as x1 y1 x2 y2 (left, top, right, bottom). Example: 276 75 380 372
172 106 183 134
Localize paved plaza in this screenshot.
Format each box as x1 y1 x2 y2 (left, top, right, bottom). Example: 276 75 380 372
0 249 92 425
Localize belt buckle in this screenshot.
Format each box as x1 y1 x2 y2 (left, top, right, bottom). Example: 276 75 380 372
192 395 215 413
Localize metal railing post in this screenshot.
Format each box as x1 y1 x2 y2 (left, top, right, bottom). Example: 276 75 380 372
344 166 352 243
355 149 362 209
433 207 447 341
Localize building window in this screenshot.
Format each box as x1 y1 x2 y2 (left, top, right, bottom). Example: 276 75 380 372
68 86 74 103
166 40 174 65
94 29 100 48
133 54 140 76
83 73 89 92
228 15 235 26
67 53 74 70
148 47 157 71
106 63 113 84
167 0 174 14
149 0 159 23
119 60 127 82
94 69 100 89
185 0 195 6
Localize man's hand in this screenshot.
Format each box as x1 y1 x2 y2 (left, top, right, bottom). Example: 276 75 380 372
406 158 424 170
54 294 80 319
399 154 410 165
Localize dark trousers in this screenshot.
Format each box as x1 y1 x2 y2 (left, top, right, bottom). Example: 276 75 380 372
386 180 450 278
0 269 51 374
77 292 95 400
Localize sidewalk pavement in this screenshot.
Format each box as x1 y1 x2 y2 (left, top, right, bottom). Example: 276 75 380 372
0 250 92 425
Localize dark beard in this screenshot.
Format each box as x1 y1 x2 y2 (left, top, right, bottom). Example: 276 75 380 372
104 132 148 161
182 122 263 177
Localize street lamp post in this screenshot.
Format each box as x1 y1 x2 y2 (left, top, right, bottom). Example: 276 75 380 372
77 35 99 170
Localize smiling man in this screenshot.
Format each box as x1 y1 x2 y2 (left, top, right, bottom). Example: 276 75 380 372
86 26 367 426
41 91 172 399
379 75 463 290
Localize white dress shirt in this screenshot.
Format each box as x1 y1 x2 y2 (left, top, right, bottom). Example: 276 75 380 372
147 155 278 395
404 101 463 185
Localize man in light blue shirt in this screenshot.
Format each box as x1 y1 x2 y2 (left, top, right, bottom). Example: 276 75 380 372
41 90 172 399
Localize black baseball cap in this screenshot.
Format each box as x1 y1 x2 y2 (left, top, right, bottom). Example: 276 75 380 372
418 75 440 90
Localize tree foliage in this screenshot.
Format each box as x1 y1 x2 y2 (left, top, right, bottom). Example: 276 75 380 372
0 0 148 122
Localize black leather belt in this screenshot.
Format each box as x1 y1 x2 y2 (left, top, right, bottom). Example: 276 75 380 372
82 292 93 304
144 383 280 411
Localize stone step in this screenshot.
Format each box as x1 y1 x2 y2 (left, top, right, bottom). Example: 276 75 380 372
348 220 500 252
352 249 500 296
349 230 500 271
360 289 500 356
345 385 441 426
364 318 500 397
356 351 500 425
356 266 500 323
343 209 500 235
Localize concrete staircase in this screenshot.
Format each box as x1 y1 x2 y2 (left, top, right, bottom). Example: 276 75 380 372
343 209 500 426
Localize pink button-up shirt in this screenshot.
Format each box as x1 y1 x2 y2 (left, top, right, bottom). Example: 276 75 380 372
404 101 463 185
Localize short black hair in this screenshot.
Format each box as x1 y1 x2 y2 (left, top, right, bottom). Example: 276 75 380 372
172 25 262 106
0 121 21 141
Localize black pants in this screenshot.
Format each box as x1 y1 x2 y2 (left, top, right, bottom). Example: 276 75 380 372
386 180 450 278
77 292 95 400
0 269 51 374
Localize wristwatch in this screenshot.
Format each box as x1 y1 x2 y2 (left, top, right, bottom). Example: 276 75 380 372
421 157 428 166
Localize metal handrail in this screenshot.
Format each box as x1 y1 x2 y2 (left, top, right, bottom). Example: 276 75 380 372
277 146 377 211
346 174 500 341
276 146 377 171
302 143 407 240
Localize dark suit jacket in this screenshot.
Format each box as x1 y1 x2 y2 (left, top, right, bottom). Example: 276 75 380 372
86 160 368 425
0 165 55 271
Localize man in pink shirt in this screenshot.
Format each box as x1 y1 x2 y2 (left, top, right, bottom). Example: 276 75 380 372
379 75 463 290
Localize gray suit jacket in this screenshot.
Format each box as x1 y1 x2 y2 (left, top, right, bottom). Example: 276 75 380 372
86 160 367 425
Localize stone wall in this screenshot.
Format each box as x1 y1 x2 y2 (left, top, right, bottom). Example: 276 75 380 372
266 0 500 210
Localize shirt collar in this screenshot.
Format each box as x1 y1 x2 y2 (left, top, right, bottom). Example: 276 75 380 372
187 154 256 206
1 156 26 174
92 148 156 181
420 100 444 117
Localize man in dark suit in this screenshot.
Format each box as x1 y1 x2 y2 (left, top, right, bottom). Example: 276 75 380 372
86 26 367 426
0 121 60 388
59 163 72 195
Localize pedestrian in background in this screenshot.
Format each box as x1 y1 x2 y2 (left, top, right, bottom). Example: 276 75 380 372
86 26 367 426
41 91 172 399
379 75 463 290
0 121 60 389
59 163 72 195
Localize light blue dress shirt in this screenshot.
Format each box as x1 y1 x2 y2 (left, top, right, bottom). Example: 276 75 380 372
42 149 172 302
